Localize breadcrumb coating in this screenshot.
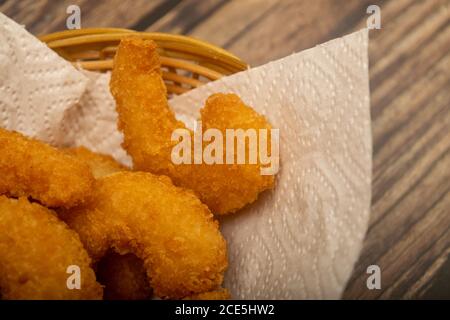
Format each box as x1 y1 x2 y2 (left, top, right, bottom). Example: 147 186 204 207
110 38 275 215
0 196 102 299
61 171 227 299
0 128 95 208
64 146 127 179
64 147 152 300
63 147 150 299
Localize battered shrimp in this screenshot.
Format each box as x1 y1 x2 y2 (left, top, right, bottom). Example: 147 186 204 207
64 146 128 178
61 171 227 299
63 147 150 300
0 128 94 208
110 38 275 215
0 196 102 299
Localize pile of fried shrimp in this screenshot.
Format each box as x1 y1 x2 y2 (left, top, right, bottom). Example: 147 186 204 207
0 38 277 300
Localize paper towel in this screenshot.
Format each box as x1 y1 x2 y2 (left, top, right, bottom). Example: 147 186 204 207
171 29 372 299
0 12 371 299
58 70 132 165
0 13 88 146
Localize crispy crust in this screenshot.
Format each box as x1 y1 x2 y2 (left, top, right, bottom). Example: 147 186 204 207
110 38 275 215
0 196 102 299
61 171 228 299
0 128 95 208
64 146 127 179
64 147 147 300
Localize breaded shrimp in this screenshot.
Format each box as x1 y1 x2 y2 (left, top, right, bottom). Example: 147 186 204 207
63 147 153 300
110 39 182 174
97 252 151 300
184 93 275 214
0 128 94 208
110 38 275 215
61 171 227 299
0 196 102 299
64 146 128 179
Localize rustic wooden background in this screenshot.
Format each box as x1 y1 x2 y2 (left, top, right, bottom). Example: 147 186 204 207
1 0 448 299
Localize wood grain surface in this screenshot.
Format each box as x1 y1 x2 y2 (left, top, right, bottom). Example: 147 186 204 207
1 0 449 299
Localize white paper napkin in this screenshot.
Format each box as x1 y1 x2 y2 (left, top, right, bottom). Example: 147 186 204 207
0 12 371 299
0 13 88 145
170 29 372 299
58 70 132 165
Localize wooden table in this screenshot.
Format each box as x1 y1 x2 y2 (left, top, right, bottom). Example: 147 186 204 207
1 0 449 299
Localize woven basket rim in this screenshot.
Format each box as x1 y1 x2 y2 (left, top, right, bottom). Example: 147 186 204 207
39 28 247 68
39 28 248 95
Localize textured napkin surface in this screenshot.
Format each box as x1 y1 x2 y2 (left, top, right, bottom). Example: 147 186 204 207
0 13 88 145
0 11 371 299
58 70 132 165
170 29 371 299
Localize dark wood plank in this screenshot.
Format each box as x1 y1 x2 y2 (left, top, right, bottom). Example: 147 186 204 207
146 0 229 34
190 0 377 66
416 251 450 299
131 0 181 31
342 0 450 298
344 1 450 298
148 0 277 55
1 0 449 299
344 153 450 298
385 222 449 299
0 0 167 35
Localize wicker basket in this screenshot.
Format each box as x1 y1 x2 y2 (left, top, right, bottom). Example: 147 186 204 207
39 28 248 95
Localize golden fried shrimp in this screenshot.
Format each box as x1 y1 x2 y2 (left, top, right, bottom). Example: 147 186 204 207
64 146 128 179
96 252 151 300
64 147 150 300
110 38 275 215
183 288 230 300
110 38 183 174
0 128 94 208
61 171 227 299
64 147 153 300
64 147 145 300
0 196 102 299
184 93 275 214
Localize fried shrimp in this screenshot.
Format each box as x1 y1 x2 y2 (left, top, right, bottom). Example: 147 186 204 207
64 146 128 178
63 147 150 300
0 128 94 208
97 252 151 300
110 38 275 215
61 171 227 299
0 196 102 299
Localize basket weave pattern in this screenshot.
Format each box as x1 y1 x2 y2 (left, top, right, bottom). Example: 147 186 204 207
39 28 247 95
